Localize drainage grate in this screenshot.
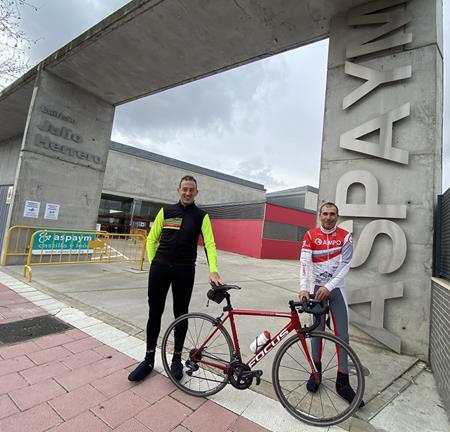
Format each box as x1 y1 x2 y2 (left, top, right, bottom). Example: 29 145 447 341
0 315 72 345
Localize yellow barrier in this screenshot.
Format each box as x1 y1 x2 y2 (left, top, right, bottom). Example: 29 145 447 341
130 228 148 244
1 225 37 266
130 227 148 237
1 226 108 267
23 229 146 282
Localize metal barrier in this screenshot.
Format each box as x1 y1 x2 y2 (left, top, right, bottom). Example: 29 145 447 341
23 229 146 282
130 227 148 237
130 228 148 244
1 225 108 266
1 225 37 266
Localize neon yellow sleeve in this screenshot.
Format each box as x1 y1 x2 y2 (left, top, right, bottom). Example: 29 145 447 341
147 208 164 262
201 214 218 273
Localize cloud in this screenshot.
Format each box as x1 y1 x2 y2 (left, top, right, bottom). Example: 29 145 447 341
6 0 449 192
113 54 288 140
112 39 328 191
232 159 285 190
19 0 129 68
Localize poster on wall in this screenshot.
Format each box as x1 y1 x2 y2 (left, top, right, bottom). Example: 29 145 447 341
23 200 40 218
44 203 60 220
6 186 13 204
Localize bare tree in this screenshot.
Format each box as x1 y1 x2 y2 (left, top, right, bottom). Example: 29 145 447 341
0 0 37 89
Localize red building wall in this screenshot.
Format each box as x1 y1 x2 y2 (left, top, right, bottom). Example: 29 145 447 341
265 203 316 226
209 219 263 258
204 204 315 260
260 238 302 259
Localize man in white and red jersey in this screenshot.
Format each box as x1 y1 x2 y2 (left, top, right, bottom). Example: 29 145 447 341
299 202 364 407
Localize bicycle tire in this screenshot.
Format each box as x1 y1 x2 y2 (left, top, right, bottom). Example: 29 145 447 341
161 312 234 397
272 331 365 427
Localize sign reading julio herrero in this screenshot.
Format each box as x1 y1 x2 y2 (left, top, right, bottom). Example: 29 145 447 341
31 105 104 169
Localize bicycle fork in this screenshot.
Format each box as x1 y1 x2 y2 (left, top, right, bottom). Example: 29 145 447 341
298 334 321 383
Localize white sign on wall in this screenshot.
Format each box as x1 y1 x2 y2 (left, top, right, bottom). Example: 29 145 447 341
23 200 40 218
44 203 60 220
6 186 13 204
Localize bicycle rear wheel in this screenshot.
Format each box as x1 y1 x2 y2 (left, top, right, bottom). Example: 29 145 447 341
161 312 234 397
272 331 364 427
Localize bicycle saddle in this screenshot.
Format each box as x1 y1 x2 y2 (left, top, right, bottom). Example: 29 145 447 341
209 283 241 291
207 283 241 304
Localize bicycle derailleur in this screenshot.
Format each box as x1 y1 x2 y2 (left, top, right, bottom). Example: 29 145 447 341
227 360 263 390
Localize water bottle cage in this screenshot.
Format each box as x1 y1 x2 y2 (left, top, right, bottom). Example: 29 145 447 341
250 331 271 353
254 338 268 353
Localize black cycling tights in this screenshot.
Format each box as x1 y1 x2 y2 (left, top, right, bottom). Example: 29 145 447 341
146 262 195 352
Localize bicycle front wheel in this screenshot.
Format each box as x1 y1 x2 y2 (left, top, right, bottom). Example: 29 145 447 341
272 331 364 427
161 312 234 397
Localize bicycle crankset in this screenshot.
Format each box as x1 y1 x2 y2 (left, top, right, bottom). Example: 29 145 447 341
227 361 262 389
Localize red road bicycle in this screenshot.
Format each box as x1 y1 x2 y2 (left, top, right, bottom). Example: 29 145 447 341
161 284 364 427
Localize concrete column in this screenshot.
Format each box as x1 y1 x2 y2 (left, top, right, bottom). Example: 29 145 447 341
4 70 114 259
319 0 443 357
0 136 21 185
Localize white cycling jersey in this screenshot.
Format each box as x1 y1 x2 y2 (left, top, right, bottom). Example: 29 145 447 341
299 225 353 295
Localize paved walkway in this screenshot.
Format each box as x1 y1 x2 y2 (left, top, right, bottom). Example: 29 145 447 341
0 280 270 432
1 266 449 432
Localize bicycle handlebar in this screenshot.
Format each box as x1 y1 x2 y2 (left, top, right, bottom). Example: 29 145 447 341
289 295 329 316
289 295 329 334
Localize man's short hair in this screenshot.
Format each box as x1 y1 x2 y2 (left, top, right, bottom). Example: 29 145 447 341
179 175 197 187
319 201 339 215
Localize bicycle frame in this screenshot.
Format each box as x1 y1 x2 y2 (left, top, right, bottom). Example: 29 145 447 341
164 292 364 427
192 306 317 374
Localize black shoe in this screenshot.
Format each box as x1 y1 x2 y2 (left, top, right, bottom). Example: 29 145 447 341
171 359 183 381
128 360 153 381
306 361 322 393
336 371 365 408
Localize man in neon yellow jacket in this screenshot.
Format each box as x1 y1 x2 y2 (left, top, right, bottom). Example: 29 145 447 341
128 175 224 382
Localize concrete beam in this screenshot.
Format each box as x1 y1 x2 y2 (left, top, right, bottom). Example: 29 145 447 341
0 0 370 141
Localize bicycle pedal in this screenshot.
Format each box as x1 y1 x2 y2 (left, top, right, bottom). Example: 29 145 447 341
253 370 263 385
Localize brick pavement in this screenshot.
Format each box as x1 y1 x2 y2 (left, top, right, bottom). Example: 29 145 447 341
0 282 269 432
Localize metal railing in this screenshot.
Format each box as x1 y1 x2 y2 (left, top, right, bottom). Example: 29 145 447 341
1 225 37 266
130 227 148 237
22 229 147 282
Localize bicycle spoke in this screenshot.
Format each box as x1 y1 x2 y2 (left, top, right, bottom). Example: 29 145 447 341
273 332 364 427
161 313 233 397
203 365 213 391
293 386 311 409
185 326 197 349
279 363 308 374
319 383 325 419
196 317 206 348
322 346 337 373
321 382 341 415
321 374 339 383
284 347 310 375
279 378 308 383
283 379 307 396
307 387 314 415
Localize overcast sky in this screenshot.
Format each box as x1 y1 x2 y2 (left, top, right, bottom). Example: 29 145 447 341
11 0 450 192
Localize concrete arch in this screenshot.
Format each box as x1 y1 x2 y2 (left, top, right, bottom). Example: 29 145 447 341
0 0 443 357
